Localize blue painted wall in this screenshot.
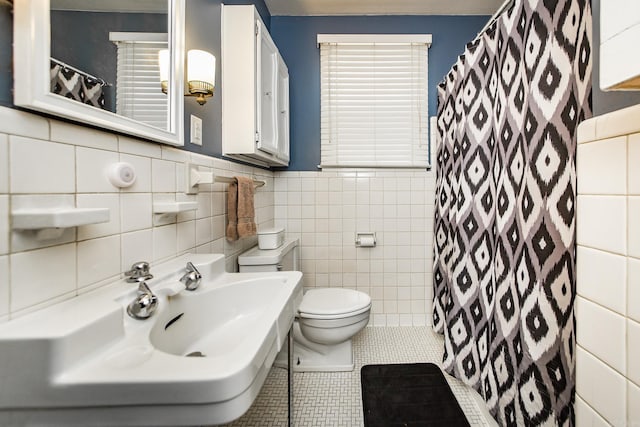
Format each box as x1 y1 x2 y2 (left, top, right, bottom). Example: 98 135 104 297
0 3 12 108
270 15 489 171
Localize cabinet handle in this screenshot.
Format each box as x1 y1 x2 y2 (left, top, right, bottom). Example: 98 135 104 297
276 264 283 271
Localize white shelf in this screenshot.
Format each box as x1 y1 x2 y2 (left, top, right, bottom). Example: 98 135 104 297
153 201 198 214
12 207 110 230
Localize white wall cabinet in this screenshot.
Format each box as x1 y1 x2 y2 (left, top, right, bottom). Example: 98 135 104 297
222 5 290 167
276 54 290 163
600 0 640 90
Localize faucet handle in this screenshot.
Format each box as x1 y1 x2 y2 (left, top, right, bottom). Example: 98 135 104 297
180 262 202 291
126 281 158 319
127 275 148 284
125 261 153 283
126 261 150 275
186 262 201 277
136 281 153 295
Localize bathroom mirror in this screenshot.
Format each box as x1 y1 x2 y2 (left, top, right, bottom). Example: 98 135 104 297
13 0 185 146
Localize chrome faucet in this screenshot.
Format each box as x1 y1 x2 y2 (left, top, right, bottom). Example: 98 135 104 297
180 262 202 291
126 262 202 320
126 280 158 319
124 261 153 283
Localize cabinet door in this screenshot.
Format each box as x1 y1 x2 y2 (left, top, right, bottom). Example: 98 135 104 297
600 0 640 89
256 20 279 156
277 54 290 162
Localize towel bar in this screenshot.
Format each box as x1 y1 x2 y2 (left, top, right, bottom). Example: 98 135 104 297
214 175 266 188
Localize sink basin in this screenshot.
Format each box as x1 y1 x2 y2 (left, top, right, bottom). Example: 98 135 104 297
150 277 292 358
0 253 303 426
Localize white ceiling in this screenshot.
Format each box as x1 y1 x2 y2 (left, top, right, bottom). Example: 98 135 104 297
264 0 505 16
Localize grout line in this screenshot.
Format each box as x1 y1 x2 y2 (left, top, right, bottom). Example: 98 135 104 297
575 392 614 427
575 294 626 317
577 243 627 258
577 343 627 380
626 139 631 427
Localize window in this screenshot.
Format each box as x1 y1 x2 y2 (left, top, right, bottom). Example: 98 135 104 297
319 34 431 168
110 32 168 130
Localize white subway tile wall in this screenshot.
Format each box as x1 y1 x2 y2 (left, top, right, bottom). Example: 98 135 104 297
576 136 627 194
118 135 162 158
575 297 626 374
0 255 8 317
0 195 7 255
10 136 76 194
628 133 640 195
50 119 119 152
629 258 640 323
0 135 8 193
629 382 640 427
76 147 120 193
576 103 640 426
77 235 121 289
0 104 436 330
0 106 50 140
119 153 152 193
628 196 640 258
274 169 435 327
120 193 153 232
576 246 626 314
120 229 153 272
0 106 274 321
628 319 640 386
77 194 122 240
576 347 627 426
575 396 610 427
576 195 627 254
10 243 77 313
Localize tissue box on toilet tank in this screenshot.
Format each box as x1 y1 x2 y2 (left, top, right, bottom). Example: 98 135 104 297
258 227 285 249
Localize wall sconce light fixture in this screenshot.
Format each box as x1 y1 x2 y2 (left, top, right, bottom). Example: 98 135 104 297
186 50 216 105
158 49 216 106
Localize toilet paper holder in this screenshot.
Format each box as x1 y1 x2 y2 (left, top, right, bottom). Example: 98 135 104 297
355 232 376 247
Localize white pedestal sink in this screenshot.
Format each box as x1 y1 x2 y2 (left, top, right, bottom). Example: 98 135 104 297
0 253 303 426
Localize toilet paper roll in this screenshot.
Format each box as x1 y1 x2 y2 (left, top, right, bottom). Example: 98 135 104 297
356 234 376 247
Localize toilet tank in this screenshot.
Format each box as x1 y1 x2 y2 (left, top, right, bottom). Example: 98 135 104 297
238 238 299 272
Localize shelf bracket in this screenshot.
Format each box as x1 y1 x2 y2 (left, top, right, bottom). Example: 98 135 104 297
185 163 214 194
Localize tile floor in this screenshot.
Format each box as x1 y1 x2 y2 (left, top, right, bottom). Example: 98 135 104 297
222 327 495 427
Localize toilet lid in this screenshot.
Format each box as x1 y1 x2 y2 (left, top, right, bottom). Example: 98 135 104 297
298 288 371 316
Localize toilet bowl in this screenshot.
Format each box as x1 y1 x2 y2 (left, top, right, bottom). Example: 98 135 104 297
238 238 371 371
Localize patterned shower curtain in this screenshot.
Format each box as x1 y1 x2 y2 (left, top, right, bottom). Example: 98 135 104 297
50 60 106 109
433 0 591 425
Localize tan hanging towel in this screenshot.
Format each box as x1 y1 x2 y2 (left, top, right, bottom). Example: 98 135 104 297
226 176 257 241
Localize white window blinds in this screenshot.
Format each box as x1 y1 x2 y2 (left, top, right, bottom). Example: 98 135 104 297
319 34 431 168
110 32 168 130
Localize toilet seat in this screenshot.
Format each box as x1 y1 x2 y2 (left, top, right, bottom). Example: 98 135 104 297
298 288 371 319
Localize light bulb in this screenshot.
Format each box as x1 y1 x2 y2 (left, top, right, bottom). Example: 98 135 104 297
187 49 216 87
158 49 170 93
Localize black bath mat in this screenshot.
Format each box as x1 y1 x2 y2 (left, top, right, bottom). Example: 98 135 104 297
361 363 470 427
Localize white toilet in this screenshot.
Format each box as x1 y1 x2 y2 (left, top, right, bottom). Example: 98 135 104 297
238 238 371 371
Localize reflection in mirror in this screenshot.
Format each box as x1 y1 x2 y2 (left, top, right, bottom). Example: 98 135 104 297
49 0 169 130
14 0 184 146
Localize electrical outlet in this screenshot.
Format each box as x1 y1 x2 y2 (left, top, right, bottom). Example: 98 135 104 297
190 115 203 146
